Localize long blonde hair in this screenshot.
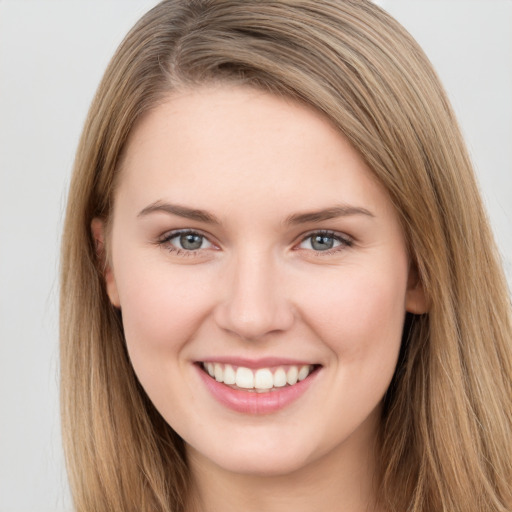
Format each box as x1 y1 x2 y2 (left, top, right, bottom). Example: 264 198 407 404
60 1 512 510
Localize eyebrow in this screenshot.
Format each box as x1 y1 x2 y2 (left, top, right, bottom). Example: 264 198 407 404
285 205 374 225
138 201 373 225
137 201 220 224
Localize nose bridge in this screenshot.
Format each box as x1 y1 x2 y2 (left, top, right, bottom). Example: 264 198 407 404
215 246 293 340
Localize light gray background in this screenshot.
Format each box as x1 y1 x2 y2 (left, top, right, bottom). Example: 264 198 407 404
0 1 511 511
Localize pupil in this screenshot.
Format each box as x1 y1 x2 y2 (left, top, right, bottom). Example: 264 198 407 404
312 235 333 251
180 233 202 250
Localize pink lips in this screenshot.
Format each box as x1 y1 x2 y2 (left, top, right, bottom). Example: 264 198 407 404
196 362 319 415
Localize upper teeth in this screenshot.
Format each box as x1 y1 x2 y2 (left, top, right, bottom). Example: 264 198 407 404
203 362 313 391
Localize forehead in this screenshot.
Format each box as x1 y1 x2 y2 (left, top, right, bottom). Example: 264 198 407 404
116 85 392 221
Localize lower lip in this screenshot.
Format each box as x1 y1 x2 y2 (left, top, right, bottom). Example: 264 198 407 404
196 365 319 415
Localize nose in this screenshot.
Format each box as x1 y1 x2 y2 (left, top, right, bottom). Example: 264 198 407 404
213 250 295 341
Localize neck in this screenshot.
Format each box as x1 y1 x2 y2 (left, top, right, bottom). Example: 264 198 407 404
185 423 382 512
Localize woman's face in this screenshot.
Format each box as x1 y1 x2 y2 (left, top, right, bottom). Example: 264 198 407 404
95 85 425 477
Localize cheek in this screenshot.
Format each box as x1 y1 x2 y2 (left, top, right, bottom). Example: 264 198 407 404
113 259 217 419
113 254 214 364
298 262 408 362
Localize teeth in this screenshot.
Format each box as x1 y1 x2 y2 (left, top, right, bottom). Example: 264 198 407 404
223 364 236 385
273 368 287 387
254 369 273 389
214 363 223 382
236 367 254 389
202 362 315 391
286 366 298 385
298 365 310 381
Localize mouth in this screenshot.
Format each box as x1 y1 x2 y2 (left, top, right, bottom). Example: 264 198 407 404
199 361 321 393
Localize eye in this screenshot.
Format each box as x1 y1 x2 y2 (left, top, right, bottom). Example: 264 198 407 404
297 231 352 252
160 230 213 252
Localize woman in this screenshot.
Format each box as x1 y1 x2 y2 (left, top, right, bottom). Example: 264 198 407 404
60 1 512 511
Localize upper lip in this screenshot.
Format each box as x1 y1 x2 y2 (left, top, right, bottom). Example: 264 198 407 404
196 357 320 369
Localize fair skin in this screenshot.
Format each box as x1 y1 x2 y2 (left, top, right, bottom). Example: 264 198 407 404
93 85 426 512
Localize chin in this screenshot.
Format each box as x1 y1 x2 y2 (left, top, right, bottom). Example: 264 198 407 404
186 432 326 479
214 453 312 478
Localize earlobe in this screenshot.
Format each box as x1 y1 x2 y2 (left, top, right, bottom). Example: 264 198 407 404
405 265 429 314
91 218 121 308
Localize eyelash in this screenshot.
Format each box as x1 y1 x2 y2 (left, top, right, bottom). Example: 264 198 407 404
156 229 353 256
296 230 354 255
157 229 215 257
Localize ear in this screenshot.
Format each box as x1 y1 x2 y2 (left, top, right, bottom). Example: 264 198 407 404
405 263 429 314
91 218 120 308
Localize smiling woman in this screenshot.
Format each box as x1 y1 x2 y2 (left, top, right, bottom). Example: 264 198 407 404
91 86 426 485
60 1 512 512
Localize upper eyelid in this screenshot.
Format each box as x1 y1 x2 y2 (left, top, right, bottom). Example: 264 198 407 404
159 228 212 242
297 229 353 243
